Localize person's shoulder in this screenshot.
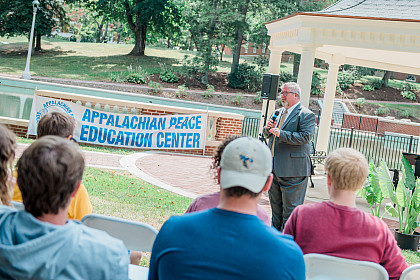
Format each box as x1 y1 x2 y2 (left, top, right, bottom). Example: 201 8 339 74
293 202 324 214
0 205 16 216
67 221 129 278
299 104 315 115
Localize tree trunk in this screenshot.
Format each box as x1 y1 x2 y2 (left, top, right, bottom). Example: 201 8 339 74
219 44 225 61
382 71 393 87
101 23 109 43
167 34 171 48
230 1 249 75
129 24 147 56
95 16 105 43
293 53 300 77
35 32 41 51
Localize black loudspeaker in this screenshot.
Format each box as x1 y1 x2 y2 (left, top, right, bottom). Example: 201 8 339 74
261 74 279 100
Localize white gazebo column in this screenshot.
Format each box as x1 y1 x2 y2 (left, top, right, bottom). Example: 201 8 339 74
267 49 283 74
316 61 341 153
297 45 316 108
258 48 284 140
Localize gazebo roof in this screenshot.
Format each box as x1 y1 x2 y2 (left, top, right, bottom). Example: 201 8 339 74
265 0 420 75
312 0 420 21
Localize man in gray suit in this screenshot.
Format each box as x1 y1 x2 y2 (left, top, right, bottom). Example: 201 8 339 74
263 82 315 231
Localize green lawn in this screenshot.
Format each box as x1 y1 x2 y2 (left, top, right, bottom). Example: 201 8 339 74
0 36 252 79
403 250 420 266
83 167 192 231
372 103 420 119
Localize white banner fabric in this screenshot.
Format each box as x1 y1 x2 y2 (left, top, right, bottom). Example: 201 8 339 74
28 96 208 150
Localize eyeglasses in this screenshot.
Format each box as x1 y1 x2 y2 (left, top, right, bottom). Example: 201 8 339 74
280 91 296 96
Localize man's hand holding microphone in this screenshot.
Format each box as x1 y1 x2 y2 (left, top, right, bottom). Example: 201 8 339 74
266 111 280 137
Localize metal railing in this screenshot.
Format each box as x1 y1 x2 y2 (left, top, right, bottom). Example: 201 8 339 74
242 117 419 170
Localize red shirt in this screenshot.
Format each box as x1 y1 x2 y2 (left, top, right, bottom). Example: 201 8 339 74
283 201 408 280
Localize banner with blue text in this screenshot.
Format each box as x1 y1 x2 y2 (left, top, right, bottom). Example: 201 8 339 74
28 96 208 150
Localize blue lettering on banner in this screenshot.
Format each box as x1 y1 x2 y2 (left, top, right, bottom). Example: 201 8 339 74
130 116 138 129
149 118 157 130
115 116 122 128
82 109 91 122
106 115 115 126
98 128 107 144
156 132 164 148
99 113 107 125
88 126 98 142
115 131 124 145
91 111 100 123
122 116 130 129
107 129 116 144
80 125 89 141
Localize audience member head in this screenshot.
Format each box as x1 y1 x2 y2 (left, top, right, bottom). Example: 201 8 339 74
0 125 16 206
325 148 368 192
17 136 85 217
37 112 76 139
219 137 272 198
211 135 241 179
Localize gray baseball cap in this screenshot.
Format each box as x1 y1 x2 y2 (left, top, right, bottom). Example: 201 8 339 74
220 137 272 193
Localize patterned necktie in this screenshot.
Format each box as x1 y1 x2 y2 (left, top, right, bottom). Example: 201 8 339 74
271 109 288 156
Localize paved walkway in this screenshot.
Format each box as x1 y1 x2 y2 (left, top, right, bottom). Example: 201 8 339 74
15 143 400 230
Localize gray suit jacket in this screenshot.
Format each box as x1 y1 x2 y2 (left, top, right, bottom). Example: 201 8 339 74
263 103 316 177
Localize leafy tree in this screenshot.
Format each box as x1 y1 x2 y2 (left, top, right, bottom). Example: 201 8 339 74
182 0 242 84
0 0 74 51
147 0 185 48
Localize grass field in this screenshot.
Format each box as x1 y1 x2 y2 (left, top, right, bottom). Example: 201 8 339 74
0 36 253 80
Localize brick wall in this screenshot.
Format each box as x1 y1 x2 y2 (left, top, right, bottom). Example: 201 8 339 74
342 113 420 136
215 118 243 141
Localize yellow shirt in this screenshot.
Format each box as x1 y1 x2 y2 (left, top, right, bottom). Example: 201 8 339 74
12 171 93 221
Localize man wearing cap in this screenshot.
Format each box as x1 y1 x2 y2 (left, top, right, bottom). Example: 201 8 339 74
263 82 315 231
148 137 305 280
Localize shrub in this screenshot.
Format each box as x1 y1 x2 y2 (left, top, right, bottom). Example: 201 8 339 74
399 81 416 92
279 71 296 83
401 91 416 101
337 71 355 91
148 82 162 94
175 85 188 98
362 85 375 91
232 93 243 105
367 78 383 90
159 63 179 83
399 110 413 118
126 74 147 84
354 98 366 108
126 65 149 84
228 63 262 92
311 71 323 95
254 92 262 104
203 85 215 99
110 72 125 83
355 66 376 76
374 107 390 116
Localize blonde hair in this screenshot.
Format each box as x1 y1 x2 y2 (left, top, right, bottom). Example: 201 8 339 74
325 148 368 191
0 125 16 206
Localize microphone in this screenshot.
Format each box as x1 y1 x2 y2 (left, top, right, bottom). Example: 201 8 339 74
271 111 280 122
